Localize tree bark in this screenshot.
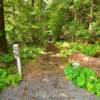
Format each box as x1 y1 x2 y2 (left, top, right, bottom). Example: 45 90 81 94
0 0 8 53
88 0 94 33
31 0 34 6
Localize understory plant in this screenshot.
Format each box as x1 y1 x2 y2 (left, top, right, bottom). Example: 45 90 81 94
81 45 97 56
21 46 44 59
56 42 100 57
64 63 100 97
0 54 14 67
0 68 22 91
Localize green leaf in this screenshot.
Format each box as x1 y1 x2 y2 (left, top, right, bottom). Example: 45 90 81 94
74 73 86 87
82 68 96 78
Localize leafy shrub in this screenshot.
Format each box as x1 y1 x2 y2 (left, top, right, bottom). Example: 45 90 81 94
0 54 14 66
82 45 97 56
21 46 44 59
69 43 98 57
0 68 21 91
64 63 100 97
56 42 99 57
56 42 80 57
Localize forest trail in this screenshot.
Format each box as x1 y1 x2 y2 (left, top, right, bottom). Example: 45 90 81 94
0 44 99 100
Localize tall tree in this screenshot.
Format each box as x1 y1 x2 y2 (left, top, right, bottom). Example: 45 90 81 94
0 0 8 53
31 0 34 6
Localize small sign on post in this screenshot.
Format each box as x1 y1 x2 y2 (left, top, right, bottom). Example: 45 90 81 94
13 44 22 76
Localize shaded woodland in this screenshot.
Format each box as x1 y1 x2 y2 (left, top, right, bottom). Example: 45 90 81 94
0 0 100 99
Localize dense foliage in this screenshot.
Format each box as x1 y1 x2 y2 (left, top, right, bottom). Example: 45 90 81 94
0 0 99 95
0 68 21 91
0 54 14 66
3 0 100 45
64 63 100 97
56 42 100 57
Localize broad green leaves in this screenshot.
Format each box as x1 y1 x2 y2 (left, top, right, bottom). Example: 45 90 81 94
64 63 100 97
0 54 14 66
4 0 100 44
0 69 21 91
74 73 86 87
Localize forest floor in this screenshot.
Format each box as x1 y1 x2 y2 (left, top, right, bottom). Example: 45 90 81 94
0 45 99 100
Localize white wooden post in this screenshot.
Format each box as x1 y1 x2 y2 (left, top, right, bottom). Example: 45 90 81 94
13 44 22 76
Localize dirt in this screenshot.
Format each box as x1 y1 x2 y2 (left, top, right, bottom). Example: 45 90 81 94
69 53 100 76
0 72 99 100
0 46 100 100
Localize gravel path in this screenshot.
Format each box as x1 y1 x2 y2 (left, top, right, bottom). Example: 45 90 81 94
0 73 99 100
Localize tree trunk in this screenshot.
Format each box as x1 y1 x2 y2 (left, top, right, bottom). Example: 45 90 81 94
89 22 93 33
31 0 34 6
88 1 94 33
0 0 8 53
74 12 77 21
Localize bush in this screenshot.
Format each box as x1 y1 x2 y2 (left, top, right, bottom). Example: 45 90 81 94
0 68 21 91
81 45 97 56
56 42 99 57
21 46 44 59
0 54 14 66
64 63 100 97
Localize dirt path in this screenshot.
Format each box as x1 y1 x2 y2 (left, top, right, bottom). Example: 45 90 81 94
0 48 99 100
0 72 99 100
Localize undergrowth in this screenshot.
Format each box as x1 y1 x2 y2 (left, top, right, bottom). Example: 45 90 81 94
64 63 100 97
56 42 100 57
0 68 22 92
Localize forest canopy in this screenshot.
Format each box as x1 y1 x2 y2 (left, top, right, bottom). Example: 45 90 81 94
0 0 99 51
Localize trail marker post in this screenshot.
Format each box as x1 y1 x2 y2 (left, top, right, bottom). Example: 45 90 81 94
13 44 22 76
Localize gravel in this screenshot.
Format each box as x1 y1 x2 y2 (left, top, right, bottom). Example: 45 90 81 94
0 73 99 100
